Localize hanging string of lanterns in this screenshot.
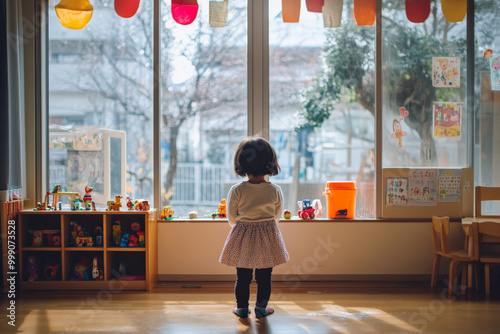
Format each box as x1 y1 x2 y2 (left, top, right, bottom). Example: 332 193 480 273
54 0 468 30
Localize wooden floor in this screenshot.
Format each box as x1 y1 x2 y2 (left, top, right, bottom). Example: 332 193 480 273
2 281 500 333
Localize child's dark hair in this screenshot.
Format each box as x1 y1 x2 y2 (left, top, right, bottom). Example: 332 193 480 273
234 136 280 177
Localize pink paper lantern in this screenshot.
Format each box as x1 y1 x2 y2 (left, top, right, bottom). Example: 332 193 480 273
115 0 141 18
305 0 324 13
172 0 199 25
405 0 430 24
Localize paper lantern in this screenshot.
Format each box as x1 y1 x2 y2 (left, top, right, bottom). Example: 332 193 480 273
306 0 324 13
209 0 228 28
115 0 140 18
282 0 301 23
441 0 467 23
322 0 343 28
405 0 430 23
354 0 375 26
172 0 199 25
55 0 94 30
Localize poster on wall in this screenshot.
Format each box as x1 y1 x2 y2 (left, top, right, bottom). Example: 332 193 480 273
490 53 500 91
432 57 460 88
408 169 438 205
438 169 462 202
433 102 462 138
386 177 408 206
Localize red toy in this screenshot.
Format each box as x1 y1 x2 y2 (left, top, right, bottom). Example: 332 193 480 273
297 199 323 219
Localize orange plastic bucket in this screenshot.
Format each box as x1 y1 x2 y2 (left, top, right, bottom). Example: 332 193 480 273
323 181 357 219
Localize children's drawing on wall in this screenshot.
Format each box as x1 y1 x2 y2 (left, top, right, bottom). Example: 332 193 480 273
408 169 438 205
386 177 408 206
438 169 462 202
432 57 460 88
490 53 500 91
433 102 462 138
390 107 409 148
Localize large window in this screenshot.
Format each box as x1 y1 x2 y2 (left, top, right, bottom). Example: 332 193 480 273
46 0 500 218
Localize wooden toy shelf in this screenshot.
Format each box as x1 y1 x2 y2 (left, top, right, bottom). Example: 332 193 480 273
18 210 157 291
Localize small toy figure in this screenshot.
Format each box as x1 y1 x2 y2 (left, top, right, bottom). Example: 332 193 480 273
120 233 130 247
128 234 139 247
92 256 103 280
32 230 43 247
137 231 145 246
71 257 90 281
52 234 61 247
112 221 122 246
43 261 60 280
161 206 174 219
297 199 322 219
83 186 93 210
131 222 140 232
218 199 227 218
115 195 123 209
94 226 103 247
283 210 292 219
26 255 39 281
106 200 121 211
126 196 135 210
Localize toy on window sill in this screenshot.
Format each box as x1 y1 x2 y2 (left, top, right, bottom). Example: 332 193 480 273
126 196 135 210
161 206 174 220
83 185 93 210
26 255 40 281
283 210 292 219
212 199 226 218
297 199 323 219
134 199 150 211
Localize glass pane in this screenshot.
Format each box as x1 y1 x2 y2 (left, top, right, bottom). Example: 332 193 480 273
48 0 154 208
474 0 500 214
160 0 248 217
382 1 468 168
269 1 376 218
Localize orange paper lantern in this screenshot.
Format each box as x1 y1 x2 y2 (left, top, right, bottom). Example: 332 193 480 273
405 0 430 24
305 0 324 13
55 0 94 30
441 0 467 23
115 0 140 18
282 0 301 23
172 0 199 25
354 0 376 26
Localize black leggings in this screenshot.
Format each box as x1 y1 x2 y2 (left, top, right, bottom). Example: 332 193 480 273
235 267 273 309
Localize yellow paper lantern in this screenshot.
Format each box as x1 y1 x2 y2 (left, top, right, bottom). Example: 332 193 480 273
441 0 467 23
55 0 94 30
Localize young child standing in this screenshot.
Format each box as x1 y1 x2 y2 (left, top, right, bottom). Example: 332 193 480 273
219 136 289 319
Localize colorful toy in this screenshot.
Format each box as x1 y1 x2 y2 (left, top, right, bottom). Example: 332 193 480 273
76 236 93 247
52 234 61 247
112 221 122 246
32 230 44 247
137 231 145 246
120 233 130 247
71 257 90 281
128 234 139 247
43 261 60 280
115 195 123 209
218 199 227 218
161 206 174 219
297 199 323 219
71 195 83 210
92 256 103 280
83 185 93 210
69 220 92 246
94 226 103 246
26 255 40 281
134 199 150 211
131 222 140 232
126 196 135 210
106 200 121 211
283 210 292 219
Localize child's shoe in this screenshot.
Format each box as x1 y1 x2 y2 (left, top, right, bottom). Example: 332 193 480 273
232 307 249 318
254 306 274 319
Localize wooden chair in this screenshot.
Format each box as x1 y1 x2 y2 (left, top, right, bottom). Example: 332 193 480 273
472 222 500 295
431 216 477 297
475 186 500 218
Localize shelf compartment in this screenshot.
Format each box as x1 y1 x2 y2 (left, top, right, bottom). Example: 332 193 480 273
64 214 104 248
22 251 62 282
20 214 62 249
106 213 147 248
65 251 105 282
107 251 146 282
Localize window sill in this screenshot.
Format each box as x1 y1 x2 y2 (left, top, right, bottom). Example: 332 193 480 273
156 217 461 223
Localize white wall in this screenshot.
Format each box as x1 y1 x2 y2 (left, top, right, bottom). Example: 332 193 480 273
157 220 465 281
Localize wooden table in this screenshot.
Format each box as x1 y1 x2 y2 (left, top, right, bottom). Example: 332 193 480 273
461 217 500 289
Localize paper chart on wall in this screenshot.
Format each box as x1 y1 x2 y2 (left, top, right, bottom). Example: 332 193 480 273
433 102 462 138
386 177 408 206
438 169 462 202
408 169 438 205
490 54 500 91
432 57 460 88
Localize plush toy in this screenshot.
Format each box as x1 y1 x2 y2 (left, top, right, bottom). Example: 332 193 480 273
120 233 130 247
32 230 43 247
71 257 90 281
26 256 40 281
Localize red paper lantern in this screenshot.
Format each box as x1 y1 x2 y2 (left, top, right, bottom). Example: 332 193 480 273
115 0 141 18
282 0 301 23
172 0 199 25
405 0 430 23
354 0 376 26
305 0 324 13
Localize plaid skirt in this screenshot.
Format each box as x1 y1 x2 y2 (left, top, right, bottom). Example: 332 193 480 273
219 220 289 269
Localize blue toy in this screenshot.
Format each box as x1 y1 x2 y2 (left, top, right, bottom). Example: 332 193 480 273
120 233 130 247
